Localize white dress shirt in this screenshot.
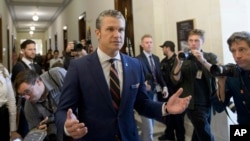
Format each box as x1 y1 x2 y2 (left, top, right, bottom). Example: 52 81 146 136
22 57 34 70
97 48 123 95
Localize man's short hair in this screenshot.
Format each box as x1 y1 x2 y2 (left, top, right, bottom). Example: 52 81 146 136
96 9 125 30
21 39 36 49
14 70 40 91
188 29 205 41
227 31 250 50
141 34 152 41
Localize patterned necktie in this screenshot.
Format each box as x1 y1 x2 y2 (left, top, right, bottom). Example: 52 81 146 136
149 55 157 82
109 59 120 111
29 63 36 71
149 55 155 72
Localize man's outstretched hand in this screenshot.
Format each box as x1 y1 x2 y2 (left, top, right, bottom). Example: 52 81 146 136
165 88 192 114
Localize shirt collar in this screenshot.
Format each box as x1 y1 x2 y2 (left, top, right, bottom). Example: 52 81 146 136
97 48 121 63
143 50 152 58
22 57 33 65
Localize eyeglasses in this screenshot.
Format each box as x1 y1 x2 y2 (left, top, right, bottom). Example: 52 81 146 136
19 85 34 96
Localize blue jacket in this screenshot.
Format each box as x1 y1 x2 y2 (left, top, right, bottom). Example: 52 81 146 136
223 69 250 125
55 51 164 141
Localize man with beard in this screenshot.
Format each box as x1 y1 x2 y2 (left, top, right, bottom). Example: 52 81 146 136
11 39 43 138
159 41 185 141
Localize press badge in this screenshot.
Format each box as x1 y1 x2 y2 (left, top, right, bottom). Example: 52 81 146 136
196 70 202 79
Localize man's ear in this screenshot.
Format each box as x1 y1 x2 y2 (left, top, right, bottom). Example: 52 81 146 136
95 29 100 40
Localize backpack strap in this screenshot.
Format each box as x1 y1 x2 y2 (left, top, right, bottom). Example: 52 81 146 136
47 70 61 91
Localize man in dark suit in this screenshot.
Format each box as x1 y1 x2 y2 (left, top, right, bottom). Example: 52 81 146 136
136 34 168 141
55 9 191 141
11 39 43 82
11 39 43 138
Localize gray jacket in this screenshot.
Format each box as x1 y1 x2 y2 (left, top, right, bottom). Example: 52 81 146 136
24 67 67 136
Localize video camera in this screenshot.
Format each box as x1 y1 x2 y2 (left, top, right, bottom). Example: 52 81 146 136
178 48 193 60
210 63 240 77
178 52 193 60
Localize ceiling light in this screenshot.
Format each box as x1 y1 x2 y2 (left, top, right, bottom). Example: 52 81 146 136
30 26 35 30
32 13 39 21
29 31 34 35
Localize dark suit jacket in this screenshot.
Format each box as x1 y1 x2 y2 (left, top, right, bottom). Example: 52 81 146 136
136 53 166 99
55 51 164 141
171 52 218 109
11 60 42 82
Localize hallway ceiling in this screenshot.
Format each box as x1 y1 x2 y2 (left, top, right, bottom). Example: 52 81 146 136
6 0 71 32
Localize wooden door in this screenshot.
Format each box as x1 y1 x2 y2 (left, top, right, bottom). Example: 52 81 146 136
79 13 86 41
63 29 68 50
115 0 135 57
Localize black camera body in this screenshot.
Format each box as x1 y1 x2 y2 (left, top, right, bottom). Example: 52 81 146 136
178 52 193 60
210 63 240 77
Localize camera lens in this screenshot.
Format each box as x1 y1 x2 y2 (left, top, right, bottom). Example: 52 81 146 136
178 52 192 60
210 65 223 76
178 52 186 60
210 64 239 77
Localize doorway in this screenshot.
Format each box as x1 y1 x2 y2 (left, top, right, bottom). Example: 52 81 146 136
115 0 135 57
78 12 86 42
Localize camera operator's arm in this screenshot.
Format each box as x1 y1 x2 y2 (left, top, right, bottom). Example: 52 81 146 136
172 54 183 81
173 61 182 81
216 77 227 102
191 50 212 71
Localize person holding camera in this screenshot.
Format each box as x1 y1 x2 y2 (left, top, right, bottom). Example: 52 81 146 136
74 43 88 59
216 31 250 125
172 29 218 141
13 67 66 141
63 41 76 70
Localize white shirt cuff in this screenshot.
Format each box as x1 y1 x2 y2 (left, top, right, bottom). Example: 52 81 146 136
162 102 169 116
64 126 70 136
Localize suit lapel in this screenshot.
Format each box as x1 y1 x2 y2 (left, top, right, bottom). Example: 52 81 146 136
141 53 152 73
87 52 116 113
119 54 133 112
